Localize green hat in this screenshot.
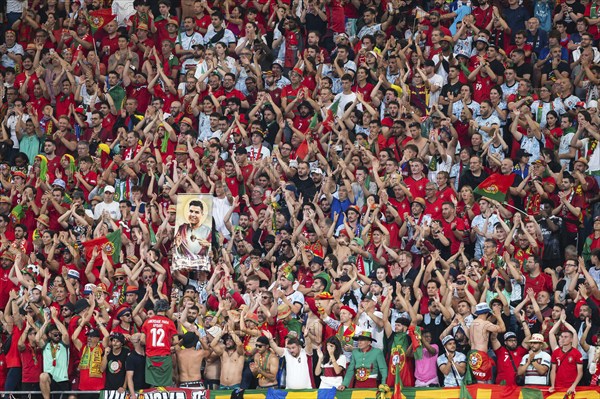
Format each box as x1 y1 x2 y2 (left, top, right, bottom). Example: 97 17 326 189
352 237 364 247
285 272 295 282
353 331 377 342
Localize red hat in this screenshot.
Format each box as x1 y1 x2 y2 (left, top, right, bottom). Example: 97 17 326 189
75 106 85 114
340 305 357 318
292 67 303 76
97 283 109 293
126 285 139 294
315 292 334 300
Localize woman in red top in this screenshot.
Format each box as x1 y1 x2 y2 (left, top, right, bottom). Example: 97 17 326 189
542 111 562 151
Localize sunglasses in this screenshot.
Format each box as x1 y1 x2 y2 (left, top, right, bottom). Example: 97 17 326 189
115 276 125 280
255 344 265 348
122 313 132 317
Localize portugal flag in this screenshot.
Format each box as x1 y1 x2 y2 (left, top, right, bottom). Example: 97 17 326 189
473 173 516 203
87 9 116 34
81 230 122 264
386 332 414 388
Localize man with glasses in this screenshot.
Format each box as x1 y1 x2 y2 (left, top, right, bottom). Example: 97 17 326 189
249 336 279 389
214 73 249 109
492 331 529 385
38 308 71 399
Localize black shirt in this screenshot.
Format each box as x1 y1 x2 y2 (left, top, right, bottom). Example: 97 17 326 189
291 175 317 202
125 351 150 391
514 62 533 79
553 1 586 33
541 60 571 80
440 81 463 113
458 169 489 191
106 348 130 390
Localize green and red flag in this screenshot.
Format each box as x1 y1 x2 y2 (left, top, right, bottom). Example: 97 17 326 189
473 173 516 203
81 230 122 264
87 9 116 34
407 325 423 360
323 98 340 130
386 332 415 389
392 361 403 399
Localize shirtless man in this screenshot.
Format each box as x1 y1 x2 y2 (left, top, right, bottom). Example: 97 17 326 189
468 302 506 383
176 332 211 388
203 327 222 390
249 336 280 389
210 326 245 389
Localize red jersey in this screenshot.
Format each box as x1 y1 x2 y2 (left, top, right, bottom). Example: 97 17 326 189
14 72 39 101
525 272 553 295
353 83 373 102
195 14 211 33
404 175 429 199
141 315 177 357
424 196 443 220
441 217 466 254
75 170 98 200
551 347 582 388
21 343 43 383
494 346 527 386
0 267 17 310
471 74 495 103
29 96 50 119
5 324 23 368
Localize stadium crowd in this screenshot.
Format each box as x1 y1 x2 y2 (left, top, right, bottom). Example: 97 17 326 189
1 0 600 397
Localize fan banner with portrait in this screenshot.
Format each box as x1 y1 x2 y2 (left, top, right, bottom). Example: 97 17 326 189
173 194 213 271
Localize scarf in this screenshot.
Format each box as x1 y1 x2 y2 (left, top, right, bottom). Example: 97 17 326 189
336 322 356 346
587 137 598 160
79 344 103 378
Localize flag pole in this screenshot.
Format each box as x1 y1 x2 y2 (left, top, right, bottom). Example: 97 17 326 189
501 202 530 218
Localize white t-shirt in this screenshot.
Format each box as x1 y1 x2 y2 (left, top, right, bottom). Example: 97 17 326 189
333 91 357 118
212 195 232 240
1 43 24 69
319 356 347 389
93 201 121 220
283 348 312 389
204 25 236 46
518 351 551 385
471 213 500 259
358 311 384 350
529 99 565 128
474 114 500 144
558 131 575 170
437 351 466 387
428 73 444 107
111 0 135 27
453 99 480 120
581 137 600 173
177 32 205 49
6 113 29 149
